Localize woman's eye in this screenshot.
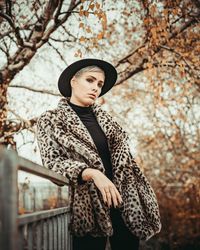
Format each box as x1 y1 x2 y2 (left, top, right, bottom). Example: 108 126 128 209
98 83 103 88
86 78 93 83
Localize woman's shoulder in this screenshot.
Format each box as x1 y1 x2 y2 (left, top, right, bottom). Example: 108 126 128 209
95 104 120 124
95 104 128 137
37 108 58 126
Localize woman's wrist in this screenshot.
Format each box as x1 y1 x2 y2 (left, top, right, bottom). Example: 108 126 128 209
82 168 99 181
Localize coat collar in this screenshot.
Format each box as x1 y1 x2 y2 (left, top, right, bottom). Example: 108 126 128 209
55 97 128 158
56 97 112 154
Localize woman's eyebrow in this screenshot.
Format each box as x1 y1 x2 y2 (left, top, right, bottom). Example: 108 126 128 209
86 75 104 84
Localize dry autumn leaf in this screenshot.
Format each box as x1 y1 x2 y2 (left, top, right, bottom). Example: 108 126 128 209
83 10 89 17
79 36 85 42
101 12 107 31
89 3 95 10
97 32 104 40
79 9 84 16
86 26 92 33
18 207 26 215
79 22 84 28
95 2 100 9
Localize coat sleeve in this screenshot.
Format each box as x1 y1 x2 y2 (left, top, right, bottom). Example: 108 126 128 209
36 112 88 187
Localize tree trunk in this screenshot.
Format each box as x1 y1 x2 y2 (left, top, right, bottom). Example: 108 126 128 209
0 79 16 148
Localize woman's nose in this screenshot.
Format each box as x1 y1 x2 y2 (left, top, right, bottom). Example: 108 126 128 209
92 85 98 92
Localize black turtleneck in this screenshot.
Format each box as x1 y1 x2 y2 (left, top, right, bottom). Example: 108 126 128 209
68 101 113 184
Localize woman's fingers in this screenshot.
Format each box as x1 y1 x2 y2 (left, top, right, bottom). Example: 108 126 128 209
101 186 116 207
110 186 123 207
101 188 107 204
109 187 118 208
105 189 112 207
105 186 122 208
92 171 123 207
113 186 123 204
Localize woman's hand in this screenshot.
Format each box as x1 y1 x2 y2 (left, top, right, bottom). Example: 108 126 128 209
82 168 123 208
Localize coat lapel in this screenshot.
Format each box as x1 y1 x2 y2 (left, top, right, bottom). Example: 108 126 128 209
56 97 127 155
56 97 108 155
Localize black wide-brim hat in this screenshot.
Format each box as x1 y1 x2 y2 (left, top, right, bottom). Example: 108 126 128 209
58 58 117 97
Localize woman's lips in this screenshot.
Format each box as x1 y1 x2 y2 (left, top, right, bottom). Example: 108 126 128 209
88 94 96 99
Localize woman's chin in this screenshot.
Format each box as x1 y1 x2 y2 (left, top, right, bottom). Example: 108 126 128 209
86 97 95 105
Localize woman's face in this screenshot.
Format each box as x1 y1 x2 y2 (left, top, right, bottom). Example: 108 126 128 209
70 71 105 107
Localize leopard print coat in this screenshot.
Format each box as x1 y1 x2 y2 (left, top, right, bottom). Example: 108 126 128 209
36 97 161 241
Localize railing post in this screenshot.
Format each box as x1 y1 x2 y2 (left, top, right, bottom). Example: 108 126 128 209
0 147 18 250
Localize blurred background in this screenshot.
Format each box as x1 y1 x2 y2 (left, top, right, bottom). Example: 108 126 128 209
0 0 199 249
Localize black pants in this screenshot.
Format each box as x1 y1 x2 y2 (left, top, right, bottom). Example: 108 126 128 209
72 207 140 250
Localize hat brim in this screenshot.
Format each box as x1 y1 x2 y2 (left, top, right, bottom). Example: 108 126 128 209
58 58 117 97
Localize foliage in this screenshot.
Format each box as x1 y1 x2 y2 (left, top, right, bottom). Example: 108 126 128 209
0 0 199 248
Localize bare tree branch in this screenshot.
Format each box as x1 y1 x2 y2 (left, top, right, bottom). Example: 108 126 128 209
1 0 81 85
47 41 68 64
116 14 200 85
9 84 61 96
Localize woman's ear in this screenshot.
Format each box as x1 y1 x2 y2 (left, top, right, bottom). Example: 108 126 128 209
70 76 76 88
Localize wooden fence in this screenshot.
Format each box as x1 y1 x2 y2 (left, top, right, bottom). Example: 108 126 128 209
0 147 72 250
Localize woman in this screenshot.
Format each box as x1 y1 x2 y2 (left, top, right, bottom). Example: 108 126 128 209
36 58 161 250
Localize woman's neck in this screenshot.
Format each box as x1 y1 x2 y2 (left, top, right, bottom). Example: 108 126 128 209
69 98 91 107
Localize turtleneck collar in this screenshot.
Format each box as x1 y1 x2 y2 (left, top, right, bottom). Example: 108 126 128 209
68 100 93 115
57 97 102 115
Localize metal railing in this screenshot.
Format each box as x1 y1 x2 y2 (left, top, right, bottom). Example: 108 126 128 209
0 147 72 250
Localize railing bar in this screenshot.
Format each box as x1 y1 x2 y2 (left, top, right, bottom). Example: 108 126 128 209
18 226 24 250
32 222 37 250
18 158 69 185
57 215 61 250
0 149 18 250
61 214 64 250
36 221 42 250
27 224 33 250
43 219 47 250
65 212 71 250
53 216 57 250
49 218 53 250
18 207 70 225
70 213 73 250
69 213 73 250
64 213 67 250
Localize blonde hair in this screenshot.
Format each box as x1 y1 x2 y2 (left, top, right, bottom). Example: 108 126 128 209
74 66 105 78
